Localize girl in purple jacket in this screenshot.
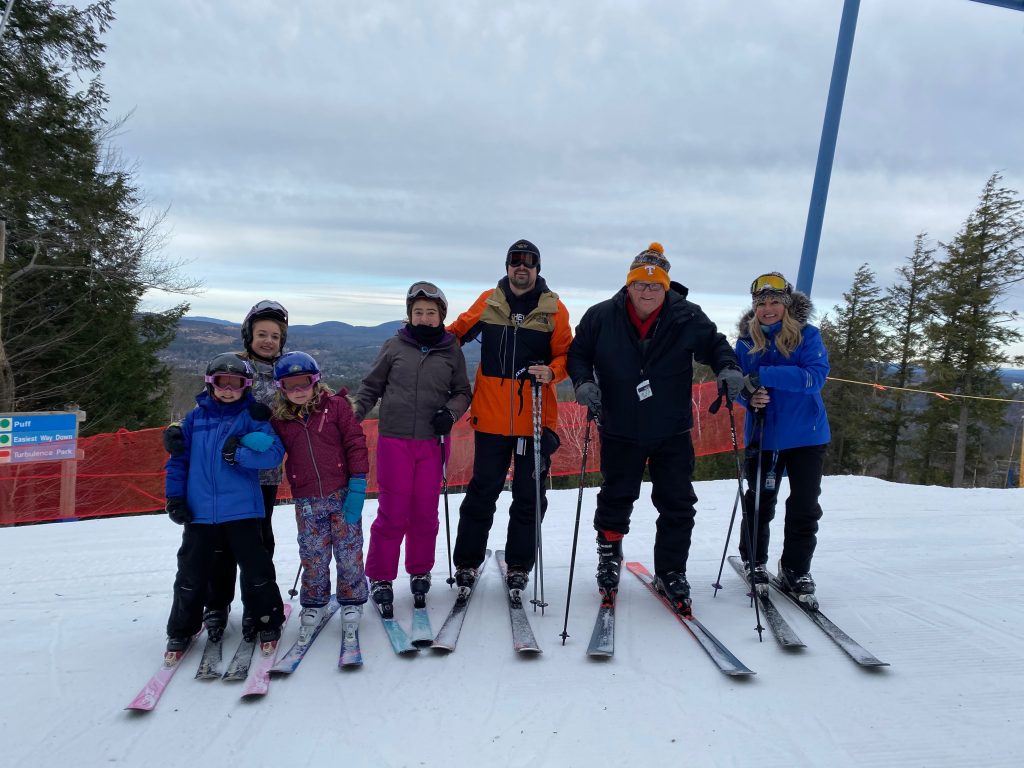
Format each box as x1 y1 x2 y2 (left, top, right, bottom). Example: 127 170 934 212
353 282 471 616
272 351 370 643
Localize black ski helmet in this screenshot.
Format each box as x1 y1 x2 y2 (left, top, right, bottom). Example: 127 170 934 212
204 353 254 396
241 300 289 356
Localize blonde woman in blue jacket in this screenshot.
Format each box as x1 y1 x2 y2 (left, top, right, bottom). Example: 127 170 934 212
735 273 830 609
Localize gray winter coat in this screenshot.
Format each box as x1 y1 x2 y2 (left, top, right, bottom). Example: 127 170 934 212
353 327 472 440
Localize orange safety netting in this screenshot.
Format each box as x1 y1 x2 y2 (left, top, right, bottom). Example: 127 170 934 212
0 380 745 525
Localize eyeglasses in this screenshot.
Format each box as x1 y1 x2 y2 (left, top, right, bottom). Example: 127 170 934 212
408 281 444 301
630 281 665 293
205 374 252 392
275 373 320 393
248 299 289 323
508 253 538 269
750 273 789 295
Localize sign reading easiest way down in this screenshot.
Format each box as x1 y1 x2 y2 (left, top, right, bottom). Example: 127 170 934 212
0 412 81 464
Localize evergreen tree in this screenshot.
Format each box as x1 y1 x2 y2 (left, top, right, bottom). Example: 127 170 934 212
0 1 195 432
915 173 1023 486
877 234 936 480
818 263 887 474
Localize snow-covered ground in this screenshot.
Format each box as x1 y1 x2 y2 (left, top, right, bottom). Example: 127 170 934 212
2 476 1022 768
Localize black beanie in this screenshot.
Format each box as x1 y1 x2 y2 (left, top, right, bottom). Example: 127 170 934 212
506 239 541 272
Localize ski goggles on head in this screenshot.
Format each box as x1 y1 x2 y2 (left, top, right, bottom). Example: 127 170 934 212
750 273 789 295
275 373 320 393
407 281 444 301
507 252 538 268
248 299 289 323
205 373 253 392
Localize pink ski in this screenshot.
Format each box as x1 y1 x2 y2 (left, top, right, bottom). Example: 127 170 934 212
125 631 203 712
240 604 292 698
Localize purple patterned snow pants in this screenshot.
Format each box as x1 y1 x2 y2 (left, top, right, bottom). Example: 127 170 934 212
294 489 368 607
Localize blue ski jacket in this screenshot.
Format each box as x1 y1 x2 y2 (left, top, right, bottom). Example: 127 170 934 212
165 391 285 524
734 292 831 451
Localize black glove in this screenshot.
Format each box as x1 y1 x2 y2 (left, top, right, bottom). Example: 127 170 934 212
248 402 272 421
716 367 744 401
742 373 761 397
431 407 456 436
166 497 192 525
163 423 185 456
575 382 602 419
222 435 241 465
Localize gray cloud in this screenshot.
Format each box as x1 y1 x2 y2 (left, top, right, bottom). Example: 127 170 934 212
104 0 1023 349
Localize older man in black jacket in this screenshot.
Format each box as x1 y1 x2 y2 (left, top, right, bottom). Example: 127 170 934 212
567 242 743 615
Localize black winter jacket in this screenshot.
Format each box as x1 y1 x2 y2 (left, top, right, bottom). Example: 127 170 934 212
567 283 739 443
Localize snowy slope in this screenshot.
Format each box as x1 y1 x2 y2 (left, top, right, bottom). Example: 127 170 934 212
1 476 1022 768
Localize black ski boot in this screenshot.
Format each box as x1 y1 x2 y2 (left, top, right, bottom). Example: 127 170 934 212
777 560 818 610
371 579 395 619
202 607 229 643
454 566 478 589
743 562 770 596
654 571 692 616
166 636 190 654
410 573 431 609
241 615 257 643
506 567 529 606
595 531 623 597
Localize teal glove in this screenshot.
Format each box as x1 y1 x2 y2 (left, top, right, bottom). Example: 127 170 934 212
240 431 274 452
342 476 367 524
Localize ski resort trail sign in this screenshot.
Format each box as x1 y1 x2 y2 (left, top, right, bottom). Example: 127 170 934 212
0 411 82 465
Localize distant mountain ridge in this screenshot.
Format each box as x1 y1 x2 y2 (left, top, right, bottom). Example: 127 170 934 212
161 316 480 381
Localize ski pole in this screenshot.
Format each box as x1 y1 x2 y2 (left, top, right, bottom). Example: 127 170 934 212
560 410 594 644
745 411 767 641
287 564 301 599
530 376 548 614
711 382 743 595
440 435 455 587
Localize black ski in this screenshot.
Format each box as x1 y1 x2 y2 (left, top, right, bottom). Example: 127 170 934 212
586 590 615 658
626 562 755 677
194 630 227 679
222 636 257 681
431 550 491 653
727 556 805 649
496 550 541 654
767 569 889 668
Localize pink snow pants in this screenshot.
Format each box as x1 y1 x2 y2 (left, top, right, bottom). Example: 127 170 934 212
365 436 446 581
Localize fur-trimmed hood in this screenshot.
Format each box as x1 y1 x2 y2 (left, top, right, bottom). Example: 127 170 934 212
737 290 813 337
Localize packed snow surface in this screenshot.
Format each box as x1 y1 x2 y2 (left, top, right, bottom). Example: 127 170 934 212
2 476 1022 767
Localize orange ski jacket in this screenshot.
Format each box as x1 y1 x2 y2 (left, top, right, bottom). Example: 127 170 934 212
448 279 572 437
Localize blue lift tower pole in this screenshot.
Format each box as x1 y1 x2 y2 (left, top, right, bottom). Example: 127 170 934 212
796 0 1023 297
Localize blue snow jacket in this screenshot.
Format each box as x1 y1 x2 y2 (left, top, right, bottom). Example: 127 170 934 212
164 391 285 524
734 291 831 451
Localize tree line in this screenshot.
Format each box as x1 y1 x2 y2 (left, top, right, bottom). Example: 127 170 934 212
816 173 1023 487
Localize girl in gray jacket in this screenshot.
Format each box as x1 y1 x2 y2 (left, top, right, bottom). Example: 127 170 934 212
353 282 472 615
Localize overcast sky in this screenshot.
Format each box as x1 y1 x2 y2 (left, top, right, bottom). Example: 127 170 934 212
97 0 1023 352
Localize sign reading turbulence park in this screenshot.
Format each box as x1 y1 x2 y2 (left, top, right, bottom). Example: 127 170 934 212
0 412 80 464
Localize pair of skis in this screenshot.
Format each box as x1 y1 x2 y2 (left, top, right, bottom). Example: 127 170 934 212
369 591 433 655
126 604 292 711
431 550 542 655
725 556 887 667
271 597 365 673
582 563 753 677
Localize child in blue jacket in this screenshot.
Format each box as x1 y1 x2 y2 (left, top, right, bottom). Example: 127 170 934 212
164 354 286 652
735 273 831 609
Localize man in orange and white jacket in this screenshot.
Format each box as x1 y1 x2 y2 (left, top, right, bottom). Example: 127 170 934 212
447 239 573 593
